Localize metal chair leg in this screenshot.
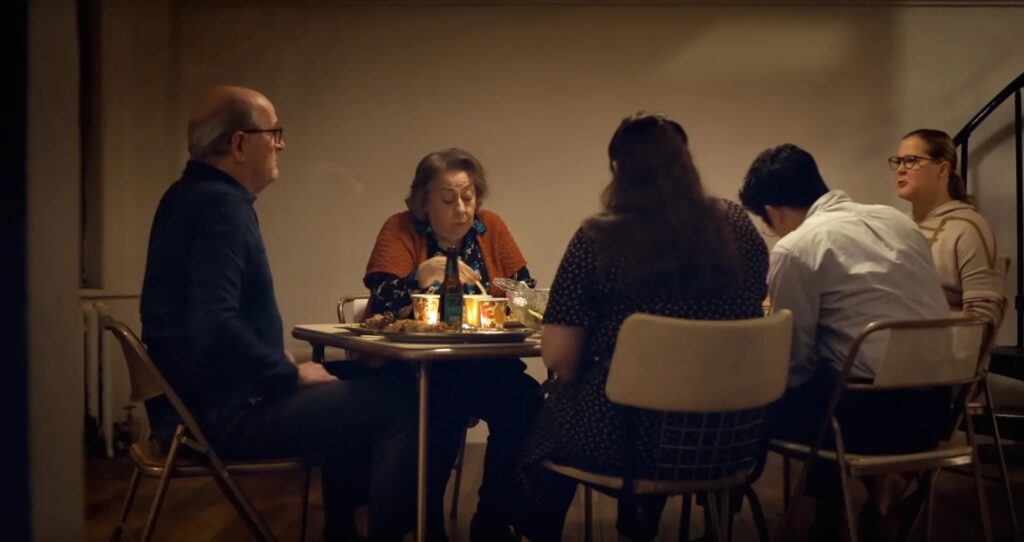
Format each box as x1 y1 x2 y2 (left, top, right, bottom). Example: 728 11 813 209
782 455 792 510
833 421 859 542
744 486 771 542
982 379 1019 535
200 441 279 542
895 471 932 541
707 492 722 541
966 412 995 542
299 464 311 542
109 466 142 542
584 486 593 542
924 471 936 542
141 430 185 542
208 466 278 542
679 493 692 542
721 490 733 542
449 426 468 520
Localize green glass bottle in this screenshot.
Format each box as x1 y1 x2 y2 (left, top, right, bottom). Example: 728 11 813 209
439 246 463 327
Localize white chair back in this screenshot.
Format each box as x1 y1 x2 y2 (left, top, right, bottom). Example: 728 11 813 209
337 295 369 324
606 310 792 413
871 318 989 387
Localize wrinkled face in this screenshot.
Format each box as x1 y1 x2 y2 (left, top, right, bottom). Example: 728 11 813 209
241 99 285 193
425 170 477 246
894 136 946 203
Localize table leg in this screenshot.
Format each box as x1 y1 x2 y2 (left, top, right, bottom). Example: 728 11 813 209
417 363 430 542
312 343 325 363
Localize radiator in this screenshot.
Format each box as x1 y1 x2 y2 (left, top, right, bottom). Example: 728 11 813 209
83 301 115 458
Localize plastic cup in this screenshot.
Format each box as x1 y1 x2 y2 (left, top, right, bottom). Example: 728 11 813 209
479 297 508 329
411 294 440 325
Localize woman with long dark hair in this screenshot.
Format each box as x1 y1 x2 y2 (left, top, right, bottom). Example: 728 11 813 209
519 113 768 541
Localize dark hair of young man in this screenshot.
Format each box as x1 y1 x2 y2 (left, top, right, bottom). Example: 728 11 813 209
738 143 829 227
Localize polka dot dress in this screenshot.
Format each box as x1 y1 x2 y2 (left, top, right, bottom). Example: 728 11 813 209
523 199 768 479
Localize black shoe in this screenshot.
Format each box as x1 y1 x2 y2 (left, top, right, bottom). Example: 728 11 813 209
470 512 520 542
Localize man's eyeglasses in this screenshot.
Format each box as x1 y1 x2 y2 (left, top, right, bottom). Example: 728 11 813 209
240 127 284 144
887 154 935 171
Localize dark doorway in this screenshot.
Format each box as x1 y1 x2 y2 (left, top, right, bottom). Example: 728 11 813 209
1 0 30 539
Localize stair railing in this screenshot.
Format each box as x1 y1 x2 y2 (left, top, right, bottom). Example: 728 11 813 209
953 71 1024 349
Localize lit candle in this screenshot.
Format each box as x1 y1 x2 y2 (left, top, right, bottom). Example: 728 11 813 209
463 295 486 328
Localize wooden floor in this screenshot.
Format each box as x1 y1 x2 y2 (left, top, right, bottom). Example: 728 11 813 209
87 443 1024 541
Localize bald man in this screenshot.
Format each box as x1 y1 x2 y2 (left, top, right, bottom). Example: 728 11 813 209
140 86 415 541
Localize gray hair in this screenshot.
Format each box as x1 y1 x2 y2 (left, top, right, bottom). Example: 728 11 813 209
405 148 489 221
187 96 258 162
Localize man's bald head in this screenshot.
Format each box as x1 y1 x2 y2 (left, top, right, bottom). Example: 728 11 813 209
187 86 270 162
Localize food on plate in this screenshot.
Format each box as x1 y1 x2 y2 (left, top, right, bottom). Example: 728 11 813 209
385 319 456 333
361 312 395 330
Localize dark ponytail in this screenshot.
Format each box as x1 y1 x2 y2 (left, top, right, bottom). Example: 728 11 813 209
947 169 968 201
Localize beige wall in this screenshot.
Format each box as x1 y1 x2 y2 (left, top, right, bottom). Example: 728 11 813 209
93 2 1024 441
29 0 84 538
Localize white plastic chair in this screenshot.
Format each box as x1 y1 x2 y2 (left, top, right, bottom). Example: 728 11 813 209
543 310 793 542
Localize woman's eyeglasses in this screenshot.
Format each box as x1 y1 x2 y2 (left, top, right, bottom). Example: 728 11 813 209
887 154 935 171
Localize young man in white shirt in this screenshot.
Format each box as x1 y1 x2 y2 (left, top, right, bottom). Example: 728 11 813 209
739 143 951 540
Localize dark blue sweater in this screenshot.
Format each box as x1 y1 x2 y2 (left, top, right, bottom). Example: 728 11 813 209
141 161 297 407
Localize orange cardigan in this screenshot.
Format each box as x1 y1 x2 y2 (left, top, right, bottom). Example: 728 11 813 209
364 209 528 297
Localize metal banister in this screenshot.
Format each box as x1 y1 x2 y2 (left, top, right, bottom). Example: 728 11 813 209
953 72 1024 349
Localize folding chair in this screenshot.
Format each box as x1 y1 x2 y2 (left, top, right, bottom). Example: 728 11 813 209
773 316 994 542
102 314 310 542
544 310 793 542
336 295 369 326
964 295 1019 536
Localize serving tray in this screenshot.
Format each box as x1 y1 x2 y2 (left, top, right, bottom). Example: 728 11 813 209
378 328 535 344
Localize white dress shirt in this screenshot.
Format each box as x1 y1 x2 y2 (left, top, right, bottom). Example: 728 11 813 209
769 190 950 387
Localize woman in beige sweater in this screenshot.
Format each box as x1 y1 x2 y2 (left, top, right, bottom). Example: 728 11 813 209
892 128 1005 325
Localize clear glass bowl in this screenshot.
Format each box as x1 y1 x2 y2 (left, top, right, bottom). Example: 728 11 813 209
508 288 549 330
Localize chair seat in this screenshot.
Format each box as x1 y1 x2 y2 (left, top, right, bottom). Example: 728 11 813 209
769 439 974 476
541 460 749 494
967 400 1024 418
970 403 1024 441
131 440 305 477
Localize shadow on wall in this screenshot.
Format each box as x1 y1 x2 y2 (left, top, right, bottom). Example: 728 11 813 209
144 2 897 343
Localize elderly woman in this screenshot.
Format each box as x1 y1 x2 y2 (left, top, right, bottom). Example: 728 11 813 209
892 128 1006 324
363 148 541 542
519 114 768 541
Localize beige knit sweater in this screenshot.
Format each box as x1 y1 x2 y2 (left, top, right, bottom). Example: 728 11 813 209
917 200 1006 325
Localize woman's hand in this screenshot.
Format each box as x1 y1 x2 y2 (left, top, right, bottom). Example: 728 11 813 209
416 255 480 289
